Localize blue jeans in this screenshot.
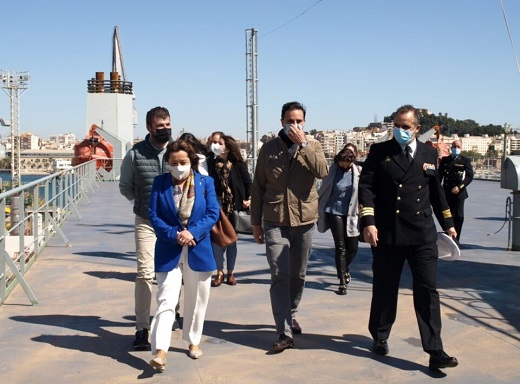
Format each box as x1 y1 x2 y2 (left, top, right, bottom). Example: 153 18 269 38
212 241 237 271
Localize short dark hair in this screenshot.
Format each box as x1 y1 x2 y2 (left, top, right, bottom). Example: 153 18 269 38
165 140 200 170
343 142 358 156
334 147 355 163
394 104 420 126
146 106 170 128
281 101 306 120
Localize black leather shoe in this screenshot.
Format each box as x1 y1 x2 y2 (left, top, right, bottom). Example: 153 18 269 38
372 339 389 356
429 351 458 369
172 312 181 331
291 319 302 334
133 329 150 350
272 334 294 352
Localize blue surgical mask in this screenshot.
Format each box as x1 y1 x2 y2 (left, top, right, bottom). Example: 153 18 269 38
393 127 414 145
452 148 461 157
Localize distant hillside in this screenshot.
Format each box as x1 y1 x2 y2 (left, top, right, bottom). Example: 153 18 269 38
384 112 507 137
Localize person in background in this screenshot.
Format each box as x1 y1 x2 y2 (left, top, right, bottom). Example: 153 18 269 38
148 140 219 371
317 144 360 295
208 131 225 159
251 101 328 353
438 139 473 241
207 134 252 286
359 104 458 370
179 132 210 175
119 106 180 350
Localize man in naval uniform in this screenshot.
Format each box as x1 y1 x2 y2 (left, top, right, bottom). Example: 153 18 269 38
439 139 473 241
358 104 458 370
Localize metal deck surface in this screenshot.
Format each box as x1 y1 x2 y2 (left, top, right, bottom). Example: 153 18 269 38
0 180 518 383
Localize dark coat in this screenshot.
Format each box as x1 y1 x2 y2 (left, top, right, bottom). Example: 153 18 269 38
358 139 454 246
438 154 473 200
207 157 252 212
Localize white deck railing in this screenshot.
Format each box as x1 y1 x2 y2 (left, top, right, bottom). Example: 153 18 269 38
0 159 122 305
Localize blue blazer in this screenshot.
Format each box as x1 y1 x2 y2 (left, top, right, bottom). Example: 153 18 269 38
148 171 219 272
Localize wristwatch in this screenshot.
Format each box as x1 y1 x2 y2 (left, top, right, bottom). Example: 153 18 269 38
300 141 308 148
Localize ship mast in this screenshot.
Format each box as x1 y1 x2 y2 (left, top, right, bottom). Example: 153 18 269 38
112 26 127 82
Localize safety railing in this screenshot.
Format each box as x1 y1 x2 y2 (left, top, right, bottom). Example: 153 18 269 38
0 158 122 305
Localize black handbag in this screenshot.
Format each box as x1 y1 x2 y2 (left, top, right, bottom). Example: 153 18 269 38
232 209 254 234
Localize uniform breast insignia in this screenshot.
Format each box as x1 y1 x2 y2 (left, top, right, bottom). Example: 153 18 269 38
384 156 391 162
423 163 435 171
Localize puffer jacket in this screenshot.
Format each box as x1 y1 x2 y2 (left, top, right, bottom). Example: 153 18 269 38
119 134 169 219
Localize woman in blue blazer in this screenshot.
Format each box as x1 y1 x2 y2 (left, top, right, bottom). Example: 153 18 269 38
148 140 219 371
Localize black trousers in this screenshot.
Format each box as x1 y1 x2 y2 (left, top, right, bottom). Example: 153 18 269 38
446 194 465 241
368 243 444 353
326 213 358 280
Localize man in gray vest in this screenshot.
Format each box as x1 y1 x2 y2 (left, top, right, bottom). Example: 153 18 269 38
119 106 174 349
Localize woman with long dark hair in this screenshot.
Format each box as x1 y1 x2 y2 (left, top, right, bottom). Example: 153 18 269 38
207 134 252 286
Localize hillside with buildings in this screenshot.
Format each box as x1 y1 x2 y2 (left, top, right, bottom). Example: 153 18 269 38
0 109 514 176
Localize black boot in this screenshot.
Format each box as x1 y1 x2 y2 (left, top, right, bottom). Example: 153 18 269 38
345 269 351 285
336 284 347 295
335 276 347 295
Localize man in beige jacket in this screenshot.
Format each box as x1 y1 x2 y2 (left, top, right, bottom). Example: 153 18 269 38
251 101 328 353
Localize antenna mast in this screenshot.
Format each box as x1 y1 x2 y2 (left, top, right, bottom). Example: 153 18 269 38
245 28 258 171
1 70 30 188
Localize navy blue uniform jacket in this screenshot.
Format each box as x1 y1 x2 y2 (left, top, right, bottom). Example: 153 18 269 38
359 139 454 246
438 154 473 200
149 171 220 272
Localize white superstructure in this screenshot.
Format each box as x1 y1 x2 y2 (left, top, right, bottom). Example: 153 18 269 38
85 27 137 159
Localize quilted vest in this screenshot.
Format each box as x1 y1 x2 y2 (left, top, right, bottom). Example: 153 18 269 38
132 136 169 219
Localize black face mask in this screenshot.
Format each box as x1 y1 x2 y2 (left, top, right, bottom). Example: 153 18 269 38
154 128 171 143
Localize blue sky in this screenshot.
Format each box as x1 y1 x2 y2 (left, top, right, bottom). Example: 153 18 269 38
1 0 519 141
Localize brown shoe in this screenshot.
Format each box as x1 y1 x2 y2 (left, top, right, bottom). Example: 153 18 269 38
227 272 237 285
272 334 294 353
291 319 302 334
212 271 224 287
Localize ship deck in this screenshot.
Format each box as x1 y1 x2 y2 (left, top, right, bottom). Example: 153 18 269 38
0 180 518 383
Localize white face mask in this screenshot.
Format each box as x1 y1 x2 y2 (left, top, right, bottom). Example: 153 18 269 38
284 123 302 135
170 164 191 180
210 142 223 156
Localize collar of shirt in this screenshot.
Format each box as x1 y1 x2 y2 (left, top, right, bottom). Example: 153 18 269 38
399 139 417 157
287 143 298 158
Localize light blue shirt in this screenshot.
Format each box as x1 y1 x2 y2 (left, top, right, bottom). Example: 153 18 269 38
324 167 353 216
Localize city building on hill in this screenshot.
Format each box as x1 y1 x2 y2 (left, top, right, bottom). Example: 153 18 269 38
48 133 77 150
20 132 40 150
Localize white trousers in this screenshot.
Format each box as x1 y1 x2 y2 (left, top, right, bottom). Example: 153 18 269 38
150 246 212 354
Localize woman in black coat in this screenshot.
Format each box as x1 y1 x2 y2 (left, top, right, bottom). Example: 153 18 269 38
207 134 252 286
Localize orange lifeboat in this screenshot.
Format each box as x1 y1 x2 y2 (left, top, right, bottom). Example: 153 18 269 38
72 124 114 171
